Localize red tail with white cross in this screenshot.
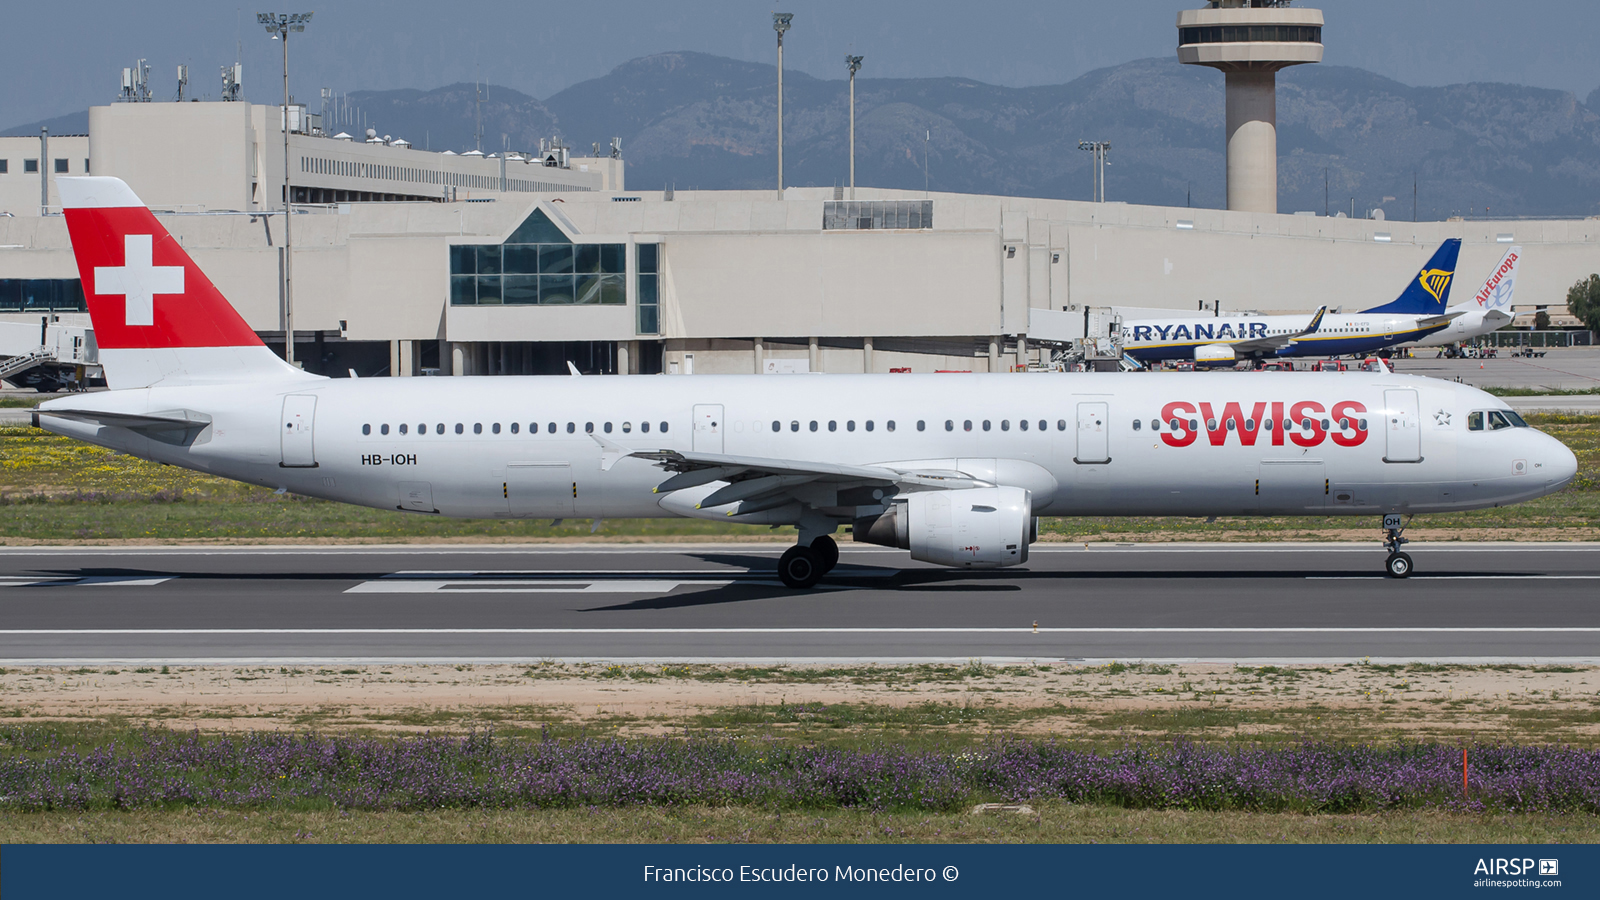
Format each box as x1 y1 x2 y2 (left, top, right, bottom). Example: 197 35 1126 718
58 177 309 388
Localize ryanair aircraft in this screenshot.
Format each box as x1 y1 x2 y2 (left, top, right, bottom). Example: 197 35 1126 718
1122 240 1463 365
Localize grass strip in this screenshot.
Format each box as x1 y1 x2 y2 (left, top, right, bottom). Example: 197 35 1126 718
2 726 1596 816
4 805 1597 844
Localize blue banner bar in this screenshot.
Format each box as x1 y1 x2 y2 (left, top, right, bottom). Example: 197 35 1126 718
3 844 1594 898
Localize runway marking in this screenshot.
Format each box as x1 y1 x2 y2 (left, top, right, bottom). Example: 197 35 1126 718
345 579 748 594
1 627 1597 635
0 576 174 588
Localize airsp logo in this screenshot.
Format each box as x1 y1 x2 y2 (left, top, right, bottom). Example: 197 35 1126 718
1473 858 1550 876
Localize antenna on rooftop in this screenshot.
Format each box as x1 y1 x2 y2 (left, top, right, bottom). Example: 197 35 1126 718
176 65 189 101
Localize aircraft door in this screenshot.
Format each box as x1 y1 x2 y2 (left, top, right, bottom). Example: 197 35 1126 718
1074 401 1110 464
280 395 317 467
1257 460 1326 513
693 404 724 454
507 461 575 517
1383 389 1422 463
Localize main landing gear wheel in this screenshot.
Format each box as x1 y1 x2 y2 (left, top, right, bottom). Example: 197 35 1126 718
1380 513 1414 578
778 545 823 589
810 535 839 574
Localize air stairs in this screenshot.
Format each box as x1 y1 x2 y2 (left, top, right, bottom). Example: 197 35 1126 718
0 350 54 383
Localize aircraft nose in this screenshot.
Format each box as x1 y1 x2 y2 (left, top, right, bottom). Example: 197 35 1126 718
1543 432 1579 489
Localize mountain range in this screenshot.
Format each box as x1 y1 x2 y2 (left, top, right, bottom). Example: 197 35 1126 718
10 52 1600 218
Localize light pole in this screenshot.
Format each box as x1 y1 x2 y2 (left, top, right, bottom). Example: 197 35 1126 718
1078 140 1110 202
259 11 313 366
773 13 792 199
847 55 862 199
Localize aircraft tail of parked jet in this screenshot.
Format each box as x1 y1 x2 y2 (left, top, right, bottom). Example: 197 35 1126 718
57 176 316 391
1360 238 1461 316
1471 246 1519 314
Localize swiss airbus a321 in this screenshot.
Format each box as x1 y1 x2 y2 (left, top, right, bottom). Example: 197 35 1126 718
35 178 1578 585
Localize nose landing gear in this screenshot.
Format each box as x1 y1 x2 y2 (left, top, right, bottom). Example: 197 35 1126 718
1382 513 1413 578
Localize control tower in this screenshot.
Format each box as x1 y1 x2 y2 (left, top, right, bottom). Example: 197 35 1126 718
1177 1 1323 214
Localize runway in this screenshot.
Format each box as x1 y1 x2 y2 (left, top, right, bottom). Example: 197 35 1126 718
1 542 1597 664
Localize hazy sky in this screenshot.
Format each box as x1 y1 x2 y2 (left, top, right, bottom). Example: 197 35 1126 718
6 0 1599 130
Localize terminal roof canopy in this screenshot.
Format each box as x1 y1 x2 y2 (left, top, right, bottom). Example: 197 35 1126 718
508 209 571 245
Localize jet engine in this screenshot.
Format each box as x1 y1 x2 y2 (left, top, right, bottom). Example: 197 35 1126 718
1194 343 1237 364
852 486 1034 568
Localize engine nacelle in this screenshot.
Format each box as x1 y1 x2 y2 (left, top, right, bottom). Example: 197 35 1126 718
1194 343 1237 364
853 486 1033 568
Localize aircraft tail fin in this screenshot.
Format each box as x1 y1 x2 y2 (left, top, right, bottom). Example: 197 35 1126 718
57 176 314 390
1469 246 1520 312
1362 238 1461 315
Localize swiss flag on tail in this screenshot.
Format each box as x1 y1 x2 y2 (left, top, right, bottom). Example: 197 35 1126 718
57 177 309 388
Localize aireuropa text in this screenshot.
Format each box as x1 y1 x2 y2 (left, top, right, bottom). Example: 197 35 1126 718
641 865 943 883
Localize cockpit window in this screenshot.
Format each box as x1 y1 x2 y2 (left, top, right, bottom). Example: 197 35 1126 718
1503 410 1529 428
1487 410 1514 431
1467 411 1484 432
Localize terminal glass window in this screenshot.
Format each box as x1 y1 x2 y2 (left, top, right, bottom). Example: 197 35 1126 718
0 279 86 312
448 208 624 306
823 200 933 231
1179 25 1322 45
636 243 660 334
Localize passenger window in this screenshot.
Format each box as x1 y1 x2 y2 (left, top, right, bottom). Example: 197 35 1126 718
456 423 465 434
1244 418 1255 431
566 423 575 434
511 422 520 434
1225 419 1236 431
1038 420 1047 432
809 421 818 432
964 420 973 432
1168 418 1180 431
474 423 484 434
917 420 926 432
790 421 799 432
660 422 669 433
771 421 780 433
1206 418 1217 431
1301 418 1312 431
1488 410 1512 430
436 424 445 435
621 422 632 433
829 420 837 432
362 424 371 435
1057 420 1067 431
604 422 613 434
847 420 856 432
1358 418 1367 431
380 424 390 435
865 420 874 432
493 423 502 434
1131 420 1140 432
399 424 409 435
548 423 557 434
945 420 954 432
585 423 594 434
1320 419 1330 431
1020 419 1030 431
1149 419 1159 432
1263 419 1273 431
1338 418 1348 430
1001 420 1010 432
982 420 991 431
641 421 651 433
1189 419 1198 432
887 420 896 432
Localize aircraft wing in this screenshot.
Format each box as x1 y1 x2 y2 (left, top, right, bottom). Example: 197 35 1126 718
631 448 989 489
1224 306 1328 356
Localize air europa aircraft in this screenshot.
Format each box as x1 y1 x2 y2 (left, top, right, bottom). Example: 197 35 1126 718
1122 239 1464 365
35 178 1577 585
1407 245 1519 349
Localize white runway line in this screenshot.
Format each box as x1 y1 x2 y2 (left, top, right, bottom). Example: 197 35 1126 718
1307 575 1600 580
345 579 745 594
0 576 173 588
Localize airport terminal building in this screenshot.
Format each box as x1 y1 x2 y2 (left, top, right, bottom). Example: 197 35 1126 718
2 94 1596 381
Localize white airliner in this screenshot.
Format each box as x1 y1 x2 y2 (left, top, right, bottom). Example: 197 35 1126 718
34 178 1577 584
1406 246 1519 348
1122 239 1464 365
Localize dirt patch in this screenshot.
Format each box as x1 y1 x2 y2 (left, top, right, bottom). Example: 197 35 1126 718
5 662 1597 744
